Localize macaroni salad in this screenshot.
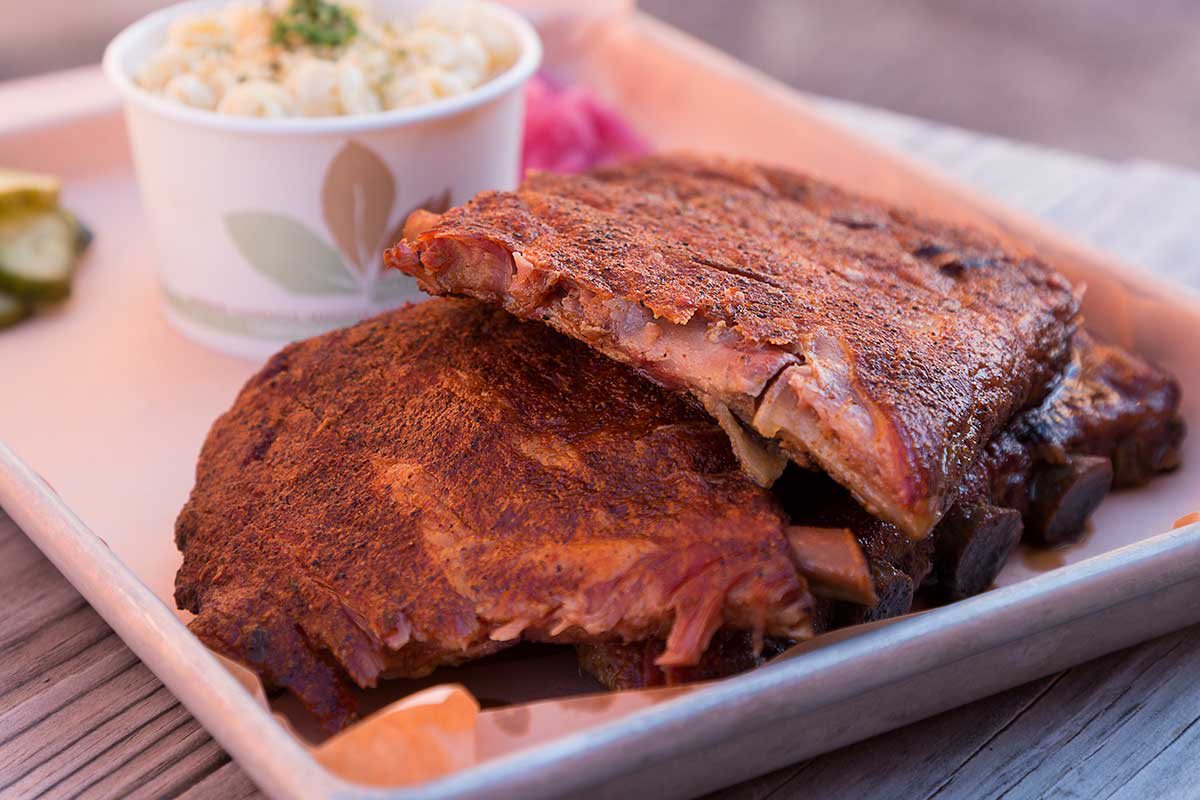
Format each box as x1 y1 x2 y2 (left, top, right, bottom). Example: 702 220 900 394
135 0 519 117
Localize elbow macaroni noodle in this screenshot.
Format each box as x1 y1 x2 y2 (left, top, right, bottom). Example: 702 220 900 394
135 1 518 118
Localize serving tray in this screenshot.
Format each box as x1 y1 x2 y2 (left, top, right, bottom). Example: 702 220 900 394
2 10 1199 799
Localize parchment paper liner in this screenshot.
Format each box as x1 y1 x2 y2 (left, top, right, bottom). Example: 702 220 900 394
214 654 700 786
212 614 920 787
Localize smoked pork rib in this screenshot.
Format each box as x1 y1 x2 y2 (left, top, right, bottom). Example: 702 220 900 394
386 154 1081 538
581 330 1184 690
174 299 813 730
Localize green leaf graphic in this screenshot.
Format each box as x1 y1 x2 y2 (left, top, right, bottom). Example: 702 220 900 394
225 211 359 295
164 288 363 340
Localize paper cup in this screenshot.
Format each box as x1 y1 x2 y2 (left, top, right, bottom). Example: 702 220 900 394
103 0 541 360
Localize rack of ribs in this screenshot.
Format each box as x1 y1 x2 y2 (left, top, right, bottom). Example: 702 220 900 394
176 299 843 731
180 155 1183 718
386 154 1083 539
578 330 1183 689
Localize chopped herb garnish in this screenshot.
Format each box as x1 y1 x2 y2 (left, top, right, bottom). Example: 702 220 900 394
271 0 357 49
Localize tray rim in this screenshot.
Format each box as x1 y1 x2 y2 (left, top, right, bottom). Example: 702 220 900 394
6 436 1200 800
3 15 1200 800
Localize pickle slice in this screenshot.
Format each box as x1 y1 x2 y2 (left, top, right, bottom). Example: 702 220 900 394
0 169 60 216
0 209 78 301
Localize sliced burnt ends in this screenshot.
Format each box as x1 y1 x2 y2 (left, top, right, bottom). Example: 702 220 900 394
175 299 824 730
386 154 1082 539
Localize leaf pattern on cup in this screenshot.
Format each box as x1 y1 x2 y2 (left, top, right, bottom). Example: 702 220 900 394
321 140 396 276
225 211 359 294
224 141 446 301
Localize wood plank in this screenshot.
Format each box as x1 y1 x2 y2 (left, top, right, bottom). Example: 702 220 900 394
922 627 1200 799
735 626 1200 800
74 715 230 800
705 674 1065 800
0 632 139 745
0 605 113 697
5 684 181 798
0 565 88 655
0 511 249 799
0 660 163 793
176 760 262 800
1109 711 1200 800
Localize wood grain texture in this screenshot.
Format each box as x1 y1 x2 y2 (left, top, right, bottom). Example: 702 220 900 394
0 517 233 799
2 109 1200 800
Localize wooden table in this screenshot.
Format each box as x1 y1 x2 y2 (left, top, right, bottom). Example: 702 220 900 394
3 104 1199 799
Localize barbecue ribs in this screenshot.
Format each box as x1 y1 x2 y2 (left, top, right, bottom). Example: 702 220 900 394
580 329 1184 689
386 154 1081 538
174 299 820 730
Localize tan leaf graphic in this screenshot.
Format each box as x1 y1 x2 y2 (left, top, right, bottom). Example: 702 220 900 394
382 188 453 254
321 140 396 276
